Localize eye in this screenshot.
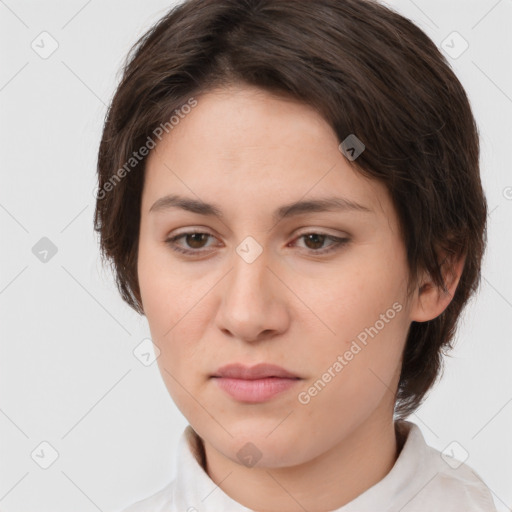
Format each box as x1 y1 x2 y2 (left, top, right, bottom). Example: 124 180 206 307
290 232 349 255
165 231 216 255
164 231 350 256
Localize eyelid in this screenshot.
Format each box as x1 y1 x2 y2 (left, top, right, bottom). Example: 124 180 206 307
165 226 347 244
165 228 350 257
293 227 349 238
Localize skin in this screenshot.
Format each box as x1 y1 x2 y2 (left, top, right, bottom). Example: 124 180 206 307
137 84 464 512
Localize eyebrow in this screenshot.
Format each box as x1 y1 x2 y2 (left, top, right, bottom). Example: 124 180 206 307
149 194 373 222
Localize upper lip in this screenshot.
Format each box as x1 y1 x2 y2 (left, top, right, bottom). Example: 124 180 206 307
211 363 301 380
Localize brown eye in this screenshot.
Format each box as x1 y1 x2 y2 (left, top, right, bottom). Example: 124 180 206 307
184 233 209 249
292 233 350 255
303 233 327 250
166 231 349 257
165 232 216 255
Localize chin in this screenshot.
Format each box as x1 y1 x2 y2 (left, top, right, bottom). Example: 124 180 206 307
215 424 309 468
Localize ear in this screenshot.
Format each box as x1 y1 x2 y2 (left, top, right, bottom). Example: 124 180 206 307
410 252 466 323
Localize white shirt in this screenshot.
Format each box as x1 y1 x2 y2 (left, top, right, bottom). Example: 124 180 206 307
121 420 497 512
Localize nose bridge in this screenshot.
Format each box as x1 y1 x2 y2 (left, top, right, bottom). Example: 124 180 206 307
215 237 286 340
229 237 272 300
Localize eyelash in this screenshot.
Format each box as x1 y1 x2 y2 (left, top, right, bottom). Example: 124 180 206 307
165 231 349 257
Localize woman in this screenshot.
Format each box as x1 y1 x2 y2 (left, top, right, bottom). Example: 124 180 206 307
94 0 496 510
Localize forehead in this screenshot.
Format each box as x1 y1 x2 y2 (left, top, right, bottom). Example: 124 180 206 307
150 85 336 165
142 85 391 220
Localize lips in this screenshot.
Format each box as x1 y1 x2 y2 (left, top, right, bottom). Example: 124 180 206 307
211 363 302 403
211 363 301 380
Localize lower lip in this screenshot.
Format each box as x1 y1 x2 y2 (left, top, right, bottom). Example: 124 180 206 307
212 377 300 403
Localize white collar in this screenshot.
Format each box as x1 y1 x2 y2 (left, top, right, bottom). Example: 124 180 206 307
124 420 497 511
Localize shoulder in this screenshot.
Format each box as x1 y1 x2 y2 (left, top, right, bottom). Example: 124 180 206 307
399 422 497 512
119 479 176 512
422 444 496 510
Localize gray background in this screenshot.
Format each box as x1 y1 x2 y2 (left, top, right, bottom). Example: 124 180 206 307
0 0 511 510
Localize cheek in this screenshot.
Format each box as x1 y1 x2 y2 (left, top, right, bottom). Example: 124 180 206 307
296 317 406 436
297 254 408 400
138 243 199 335
138 252 201 389
152 315 209 422
302 255 406 340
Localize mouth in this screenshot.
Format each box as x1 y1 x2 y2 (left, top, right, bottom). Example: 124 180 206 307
210 363 302 403
211 363 301 380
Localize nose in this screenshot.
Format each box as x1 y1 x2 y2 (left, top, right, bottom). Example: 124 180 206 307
215 246 290 343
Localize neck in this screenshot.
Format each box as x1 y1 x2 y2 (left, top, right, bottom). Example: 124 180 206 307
200 408 400 512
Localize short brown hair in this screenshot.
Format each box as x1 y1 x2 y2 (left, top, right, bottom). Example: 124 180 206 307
94 0 487 418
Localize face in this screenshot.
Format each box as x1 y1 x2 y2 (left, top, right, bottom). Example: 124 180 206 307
137 85 416 469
